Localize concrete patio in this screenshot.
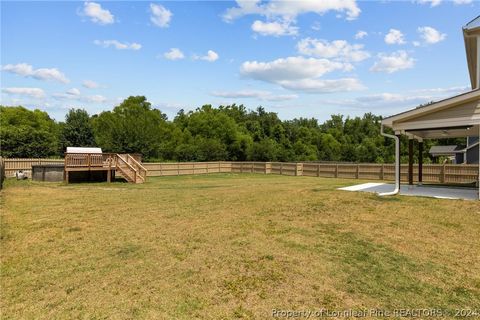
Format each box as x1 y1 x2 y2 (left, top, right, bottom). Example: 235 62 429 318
339 183 479 200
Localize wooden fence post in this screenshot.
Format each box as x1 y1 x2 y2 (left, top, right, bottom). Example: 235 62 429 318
441 164 446 183
335 164 339 178
280 163 283 175
317 163 320 177
356 164 359 179
380 164 384 180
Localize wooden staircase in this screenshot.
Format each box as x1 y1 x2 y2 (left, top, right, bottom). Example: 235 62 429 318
115 154 147 184
64 152 147 184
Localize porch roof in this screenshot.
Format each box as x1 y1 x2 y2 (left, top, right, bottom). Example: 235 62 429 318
382 89 480 139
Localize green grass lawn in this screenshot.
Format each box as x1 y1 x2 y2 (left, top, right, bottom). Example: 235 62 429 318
1 174 479 319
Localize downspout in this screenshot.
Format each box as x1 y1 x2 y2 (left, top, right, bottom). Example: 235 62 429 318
379 124 400 196
477 35 480 89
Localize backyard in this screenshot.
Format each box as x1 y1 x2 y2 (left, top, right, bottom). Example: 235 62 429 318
1 174 479 319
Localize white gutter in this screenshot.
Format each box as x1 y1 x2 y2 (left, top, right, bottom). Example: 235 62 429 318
477 35 480 89
379 124 400 196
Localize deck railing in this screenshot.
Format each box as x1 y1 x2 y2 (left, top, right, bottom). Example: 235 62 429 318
64 153 117 168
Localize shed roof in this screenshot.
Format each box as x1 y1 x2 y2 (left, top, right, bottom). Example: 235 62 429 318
429 145 466 156
66 147 102 153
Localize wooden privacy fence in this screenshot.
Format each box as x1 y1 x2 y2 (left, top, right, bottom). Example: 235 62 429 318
3 158 64 177
0 157 5 189
230 162 479 184
2 158 479 184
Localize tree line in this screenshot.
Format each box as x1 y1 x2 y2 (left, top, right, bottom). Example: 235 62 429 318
0 96 457 163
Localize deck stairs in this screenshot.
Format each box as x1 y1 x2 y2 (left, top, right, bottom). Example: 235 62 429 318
115 154 147 184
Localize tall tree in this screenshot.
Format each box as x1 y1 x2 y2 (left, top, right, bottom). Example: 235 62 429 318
92 96 169 160
0 106 60 158
60 108 95 150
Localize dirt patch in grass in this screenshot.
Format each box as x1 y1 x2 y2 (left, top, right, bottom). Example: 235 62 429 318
1 174 479 318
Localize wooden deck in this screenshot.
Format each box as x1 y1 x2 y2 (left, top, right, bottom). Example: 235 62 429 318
64 153 147 183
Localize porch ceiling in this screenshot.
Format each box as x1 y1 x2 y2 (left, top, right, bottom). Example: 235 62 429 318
406 124 480 139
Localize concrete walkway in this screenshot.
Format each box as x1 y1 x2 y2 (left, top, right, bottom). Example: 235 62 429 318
338 183 479 200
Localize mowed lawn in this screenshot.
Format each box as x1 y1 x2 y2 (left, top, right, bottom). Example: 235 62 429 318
1 174 480 319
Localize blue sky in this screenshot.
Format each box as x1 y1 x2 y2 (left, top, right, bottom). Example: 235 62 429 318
1 0 479 121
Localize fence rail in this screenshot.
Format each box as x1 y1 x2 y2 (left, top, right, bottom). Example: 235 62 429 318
2 158 479 184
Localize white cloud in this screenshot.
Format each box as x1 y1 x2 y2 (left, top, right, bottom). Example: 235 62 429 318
194 50 219 62
311 21 321 31
33 69 70 83
1 62 32 76
66 88 81 96
241 56 351 82
412 86 469 95
370 50 414 73
354 30 368 39
277 78 365 93
53 89 107 103
251 20 298 36
453 0 472 4
417 26 446 44
240 56 363 93
2 87 46 99
82 2 114 25
150 3 172 28
94 40 142 50
384 29 406 45
82 80 99 89
2 63 69 83
163 48 185 60
297 38 370 62
324 86 469 111
85 94 107 103
222 0 361 22
211 90 297 101
415 0 442 7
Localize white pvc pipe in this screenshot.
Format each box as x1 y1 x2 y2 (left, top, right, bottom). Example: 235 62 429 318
379 124 400 196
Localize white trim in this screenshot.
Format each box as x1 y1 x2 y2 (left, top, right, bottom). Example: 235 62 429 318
391 116 480 131
466 141 480 150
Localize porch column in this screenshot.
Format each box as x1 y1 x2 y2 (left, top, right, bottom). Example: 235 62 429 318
397 134 402 188
418 140 423 185
408 139 414 186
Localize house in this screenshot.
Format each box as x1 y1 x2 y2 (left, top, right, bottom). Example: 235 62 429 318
381 16 480 199
466 136 479 163
428 145 466 164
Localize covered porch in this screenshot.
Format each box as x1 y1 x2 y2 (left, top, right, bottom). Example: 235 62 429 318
381 90 480 200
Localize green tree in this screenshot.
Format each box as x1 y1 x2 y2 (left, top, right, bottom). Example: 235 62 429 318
92 96 169 160
60 108 95 151
0 106 60 158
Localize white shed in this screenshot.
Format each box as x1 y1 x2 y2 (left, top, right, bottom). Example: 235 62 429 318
66 147 102 154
